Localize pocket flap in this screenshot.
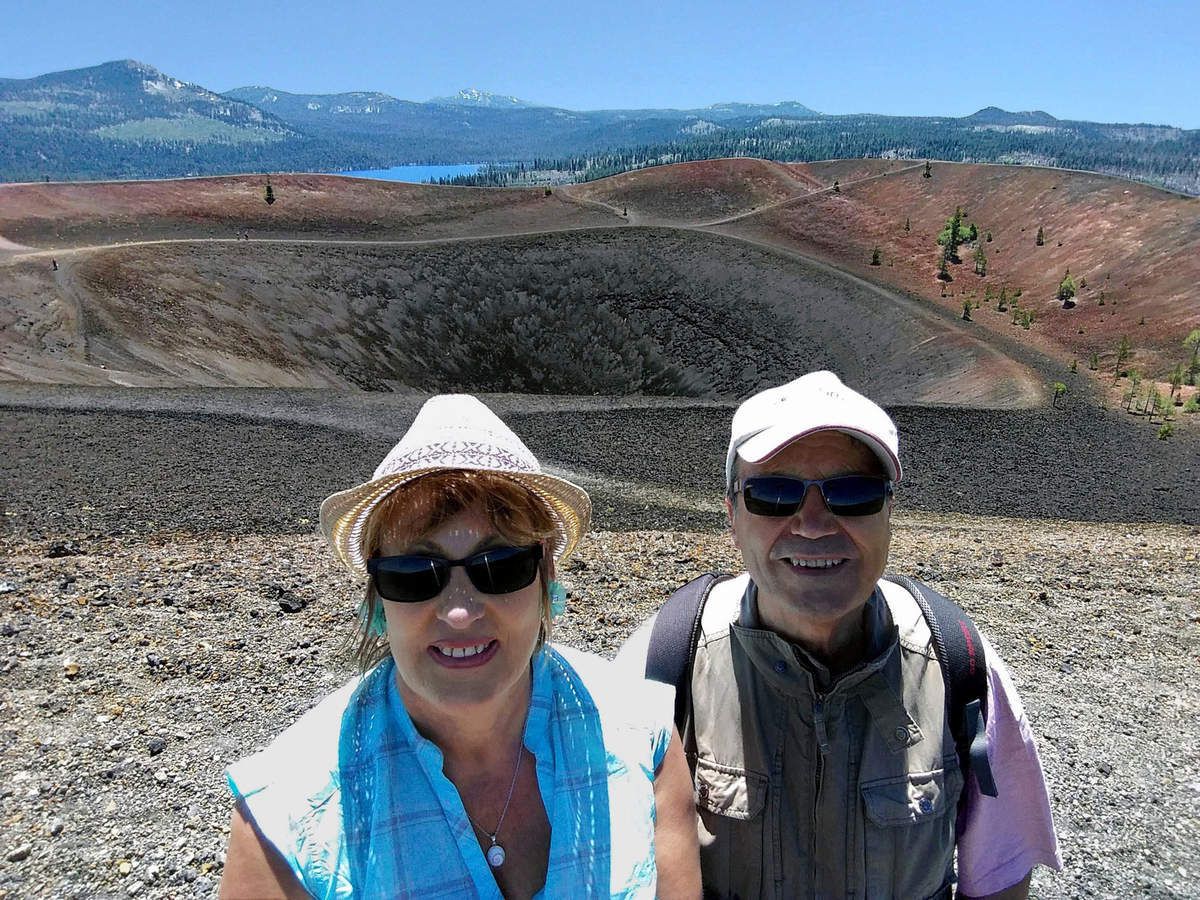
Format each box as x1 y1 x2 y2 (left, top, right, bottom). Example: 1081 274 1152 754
693 757 767 820
860 767 961 827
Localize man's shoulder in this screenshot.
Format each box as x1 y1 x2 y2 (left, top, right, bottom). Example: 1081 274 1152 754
698 572 748 638
877 576 937 661
613 571 748 675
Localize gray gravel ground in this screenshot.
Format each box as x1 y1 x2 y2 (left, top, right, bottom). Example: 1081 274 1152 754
1 389 1198 898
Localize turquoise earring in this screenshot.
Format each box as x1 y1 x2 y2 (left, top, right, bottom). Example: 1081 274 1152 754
549 581 567 618
362 598 386 637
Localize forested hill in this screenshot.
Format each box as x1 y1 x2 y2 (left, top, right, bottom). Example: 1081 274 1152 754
466 114 1200 196
1 59 1196 194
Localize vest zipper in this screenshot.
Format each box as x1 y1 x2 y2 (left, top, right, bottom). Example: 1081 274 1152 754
812 693 829 894
813 694 831 756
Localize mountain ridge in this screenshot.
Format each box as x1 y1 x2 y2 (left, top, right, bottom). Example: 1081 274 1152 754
1 60 1195 194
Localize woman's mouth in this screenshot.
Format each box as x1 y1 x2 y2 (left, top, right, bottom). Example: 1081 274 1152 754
429 639 498 667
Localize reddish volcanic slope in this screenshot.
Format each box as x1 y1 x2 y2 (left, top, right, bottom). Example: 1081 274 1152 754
0 174 620 247
565 158 824 224
0 161 1195 397
717 161 1200 380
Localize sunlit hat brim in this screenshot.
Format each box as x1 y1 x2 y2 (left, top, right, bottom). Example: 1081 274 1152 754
319 466 592 578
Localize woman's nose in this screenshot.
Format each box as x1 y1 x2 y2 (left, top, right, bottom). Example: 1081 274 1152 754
435 569 486 627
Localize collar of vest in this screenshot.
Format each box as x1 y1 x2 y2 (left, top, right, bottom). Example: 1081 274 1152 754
734 580 898 686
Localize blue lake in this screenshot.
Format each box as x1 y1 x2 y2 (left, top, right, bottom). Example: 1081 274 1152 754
338 164 483 183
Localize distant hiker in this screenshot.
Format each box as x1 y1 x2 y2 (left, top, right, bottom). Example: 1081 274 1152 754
51 259 58 271
618 371 1062 899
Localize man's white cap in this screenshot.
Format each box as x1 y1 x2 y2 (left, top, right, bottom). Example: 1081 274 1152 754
726 371 902 489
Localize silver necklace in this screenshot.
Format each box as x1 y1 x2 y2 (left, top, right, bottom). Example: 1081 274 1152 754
466 745 524 868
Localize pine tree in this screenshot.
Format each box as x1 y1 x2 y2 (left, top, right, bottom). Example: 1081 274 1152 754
973 243 987 276
946 207 963 262
1116 336 1132 376
870 246 881 266
923 161 932 178
904 217 910 233
1184 329 1200 382
264 179 276 205
1057 269 1077 303
833 180 840 193
1169 363 1185 399
1035 226 1044 246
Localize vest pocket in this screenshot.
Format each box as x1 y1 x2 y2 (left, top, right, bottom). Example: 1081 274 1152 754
694 757 769 898
694 757 767 819
859 765 962 897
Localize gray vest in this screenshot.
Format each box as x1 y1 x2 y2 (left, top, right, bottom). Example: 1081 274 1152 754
686 574 963 899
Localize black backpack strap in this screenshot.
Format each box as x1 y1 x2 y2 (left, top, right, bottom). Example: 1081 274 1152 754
885 574 998 798
645 573 730 733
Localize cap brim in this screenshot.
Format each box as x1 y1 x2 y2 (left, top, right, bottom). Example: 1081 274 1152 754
737 425 902 482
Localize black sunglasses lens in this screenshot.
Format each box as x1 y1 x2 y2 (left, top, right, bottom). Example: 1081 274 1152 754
464 545 543 594
372 556 449 603
370 545 543 602
820 476 889 516
741 476 889 517
742 477 808 516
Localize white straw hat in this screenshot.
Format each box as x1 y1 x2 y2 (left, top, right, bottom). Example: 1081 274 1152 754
320 395 591 577
726 371 902 488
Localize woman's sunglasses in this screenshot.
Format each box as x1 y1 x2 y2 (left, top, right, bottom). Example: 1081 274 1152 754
368 544 544 603
733 475 893 518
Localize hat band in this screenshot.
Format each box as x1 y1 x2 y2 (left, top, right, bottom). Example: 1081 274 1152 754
375 440 540 479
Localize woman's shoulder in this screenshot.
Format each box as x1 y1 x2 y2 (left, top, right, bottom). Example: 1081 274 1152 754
545 643 674 733
224 673 380 900
226 667 384 802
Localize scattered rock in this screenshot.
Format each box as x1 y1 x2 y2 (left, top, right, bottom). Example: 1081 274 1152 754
7 843 33 862
147 738 167 756
46 542 85 558
266 585 308 614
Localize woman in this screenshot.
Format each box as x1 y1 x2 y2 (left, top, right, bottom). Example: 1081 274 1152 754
219 394 700 899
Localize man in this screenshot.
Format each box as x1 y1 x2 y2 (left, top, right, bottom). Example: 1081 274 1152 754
619 371 1061 899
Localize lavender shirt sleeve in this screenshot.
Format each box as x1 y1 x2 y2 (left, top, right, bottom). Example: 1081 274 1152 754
954 635 1063 896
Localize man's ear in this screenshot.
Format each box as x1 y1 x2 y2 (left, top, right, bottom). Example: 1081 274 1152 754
724 495 739 547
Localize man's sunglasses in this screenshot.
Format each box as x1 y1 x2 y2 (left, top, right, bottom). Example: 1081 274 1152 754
367 544 544 603
733 475 893 517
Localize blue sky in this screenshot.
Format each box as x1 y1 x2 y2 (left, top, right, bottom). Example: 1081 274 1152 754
4 0 1198 127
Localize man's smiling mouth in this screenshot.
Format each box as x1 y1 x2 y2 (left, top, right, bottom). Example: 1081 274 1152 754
784 557 846 569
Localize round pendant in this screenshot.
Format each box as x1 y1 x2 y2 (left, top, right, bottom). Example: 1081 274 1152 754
486 843 506 868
